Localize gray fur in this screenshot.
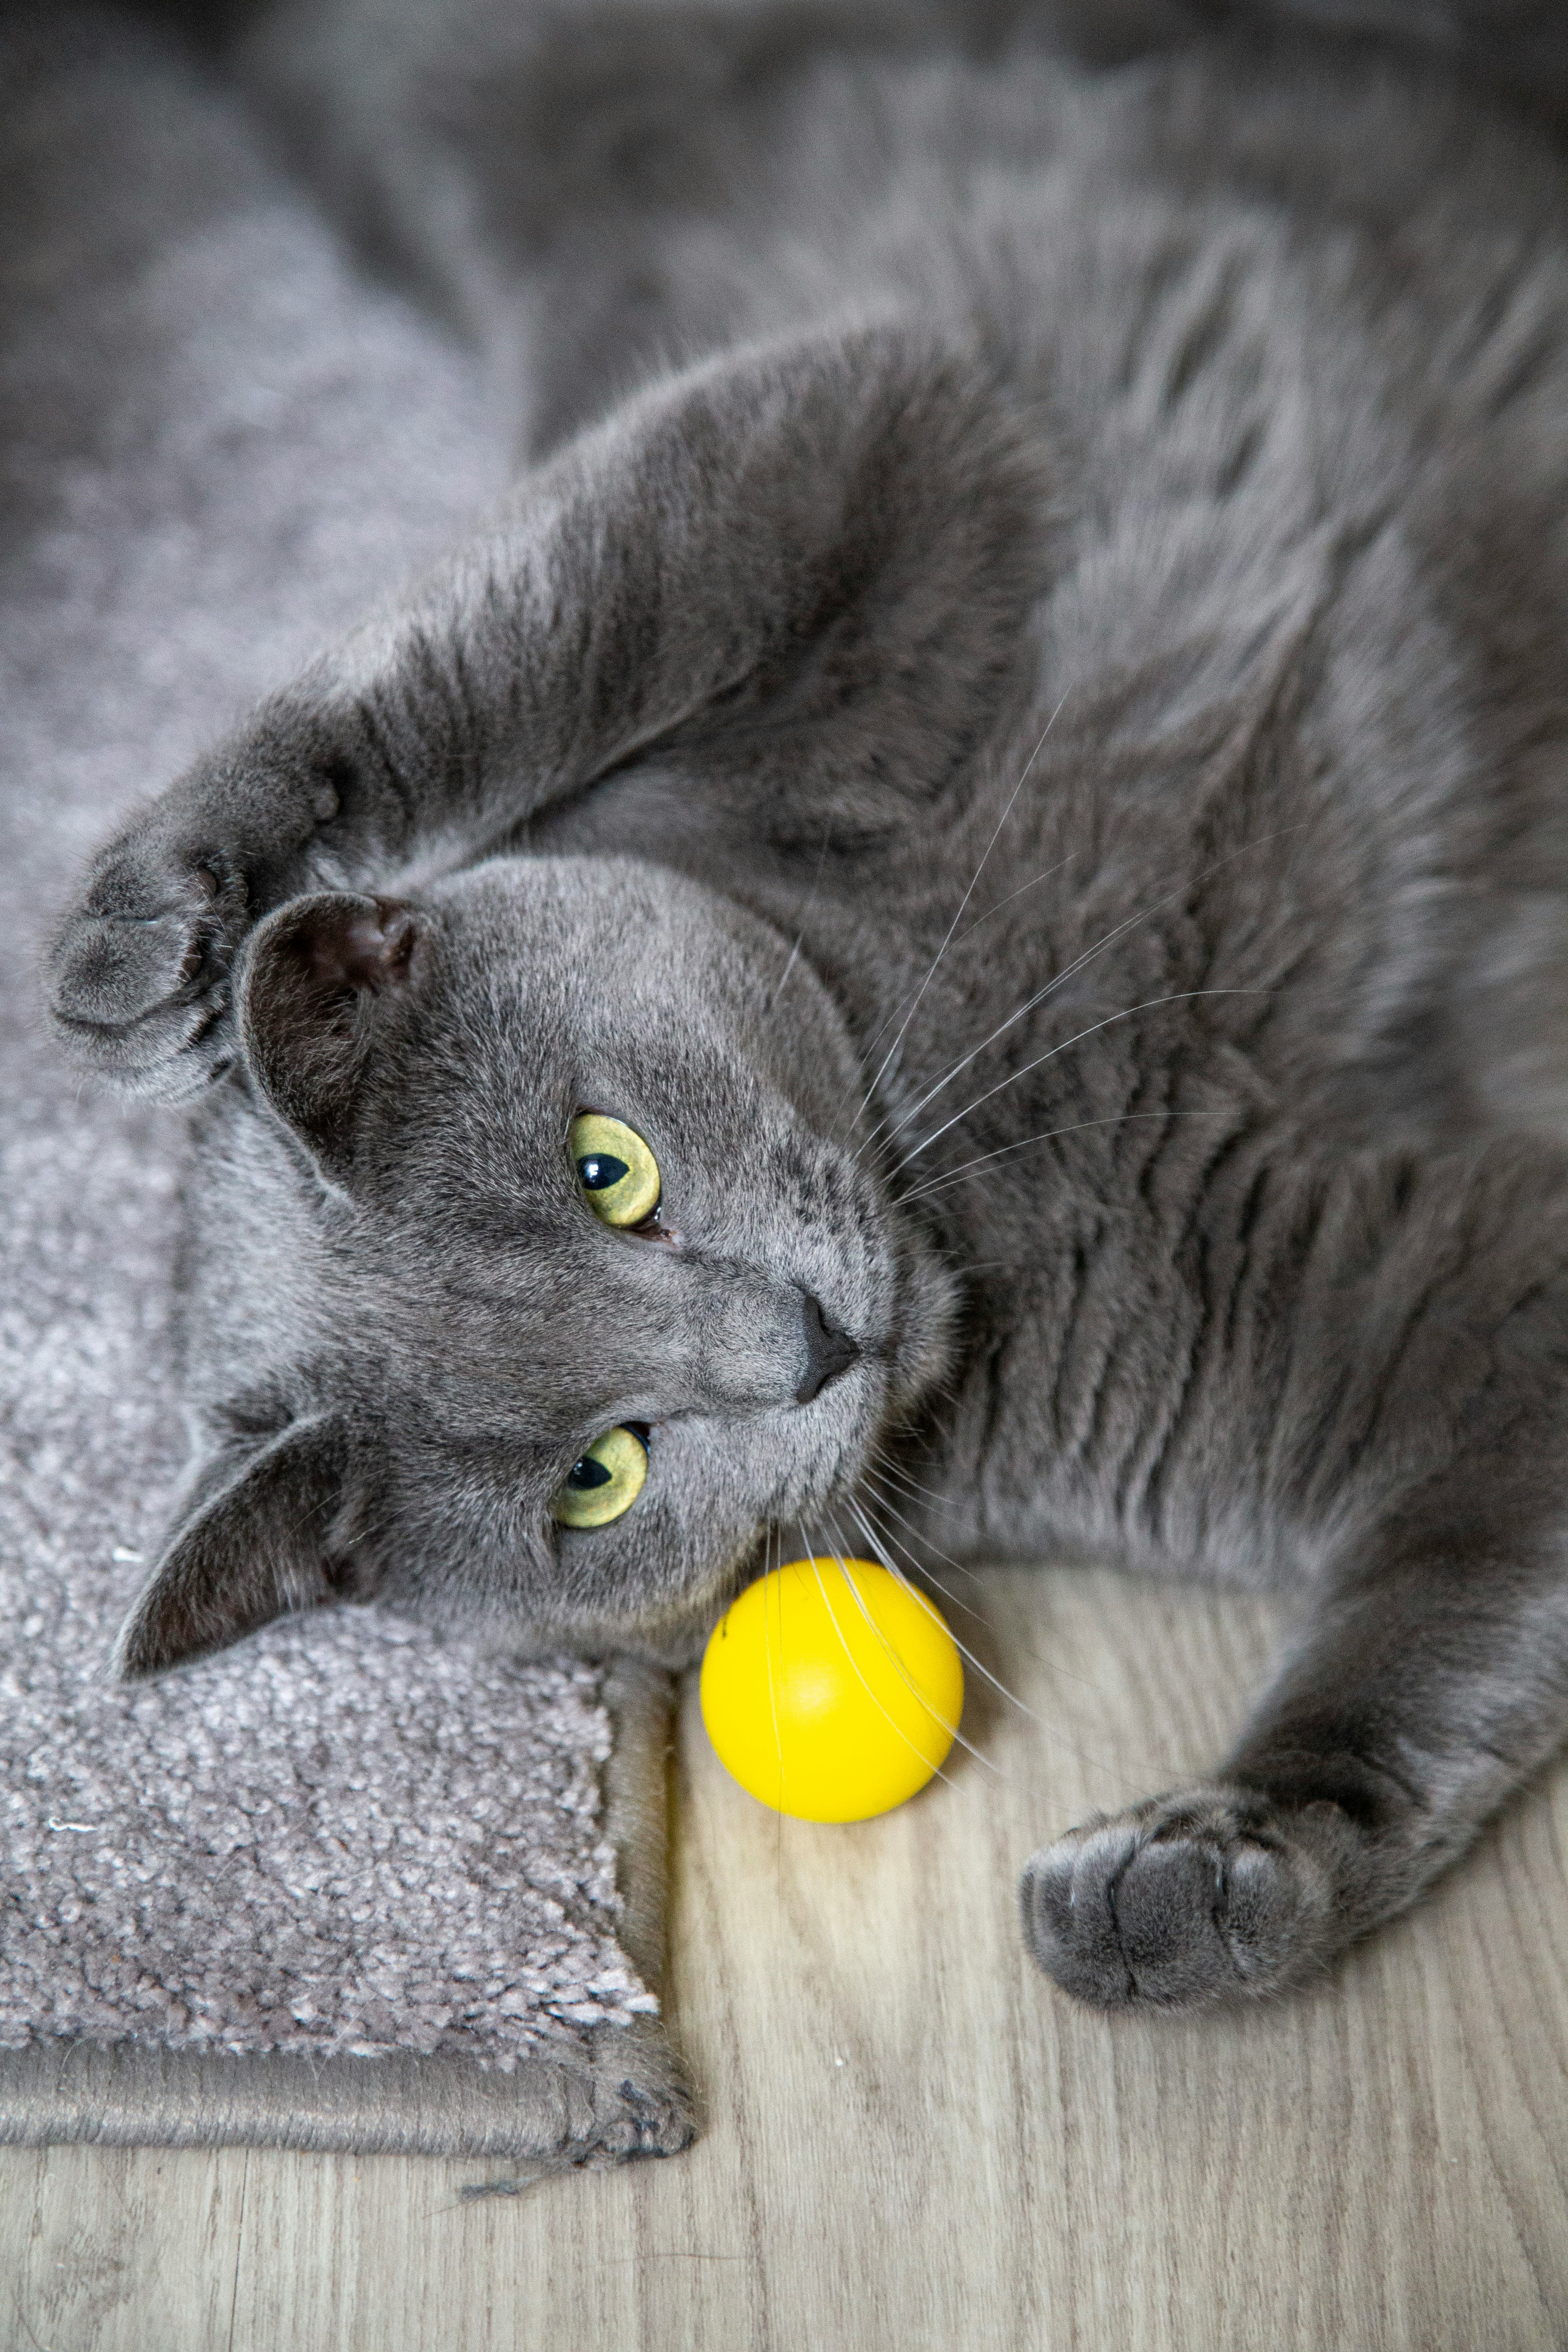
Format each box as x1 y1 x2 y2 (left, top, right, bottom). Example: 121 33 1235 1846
46 0 1568 2010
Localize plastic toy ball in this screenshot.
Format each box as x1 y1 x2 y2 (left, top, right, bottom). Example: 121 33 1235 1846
699 1557 965 1823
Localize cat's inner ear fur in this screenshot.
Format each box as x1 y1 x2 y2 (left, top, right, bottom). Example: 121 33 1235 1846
113 1415 352 1681
239 891 420 1184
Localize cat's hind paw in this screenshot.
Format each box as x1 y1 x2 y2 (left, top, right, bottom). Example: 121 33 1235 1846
1020 1785 1339 2012
47 848 249 1102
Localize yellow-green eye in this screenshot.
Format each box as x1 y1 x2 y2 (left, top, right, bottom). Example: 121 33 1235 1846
551 1425 649 1529
570 1112 661 1228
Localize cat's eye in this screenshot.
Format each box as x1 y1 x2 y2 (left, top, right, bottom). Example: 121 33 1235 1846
570 1112 661 1228
551 1425 649 1529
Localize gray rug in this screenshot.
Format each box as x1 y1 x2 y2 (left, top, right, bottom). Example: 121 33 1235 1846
0 4 692 2162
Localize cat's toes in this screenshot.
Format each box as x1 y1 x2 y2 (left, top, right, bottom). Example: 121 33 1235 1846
48 852 247 1101
1020 1785 1335 2012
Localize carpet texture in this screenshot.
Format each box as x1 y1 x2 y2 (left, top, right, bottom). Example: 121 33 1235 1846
0 3 693 2162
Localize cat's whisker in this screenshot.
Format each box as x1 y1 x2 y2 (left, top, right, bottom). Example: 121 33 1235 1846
763 1525 790 1888
845 1486 995 1629
813 1525 993 1781
793 1518 971 1788
860 1501 1223 1783
860 1458 968 1552
855 1473 1139 1715
827 850 1083 1159
896 1108 1232 1206
845 1501 1152 1790
765 815 836 1017
823 851 1085 1170
828 994 920 1133
838 849 1085 1147
842 1498 1044 1731
878 912 1171 1152
897 989 1266 1168
831 695 1071 1152
854 1476 975 1577
851 1494 1022 1666
951 848 1080 948
761 1520 785 1804
847 941 1224 1188
879 824 1305 1152
864 1444 964 1521
832 851 1105 1152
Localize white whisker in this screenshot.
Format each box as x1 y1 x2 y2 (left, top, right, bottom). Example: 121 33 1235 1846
846 1499 1151 1789
760 1519 785 1797
765 816 836 1016
866 1446 965 1521
847 1493 995 1634
800 1544 973 1786
836 693 1071 1149
898 1108 1231 1206
843 1498 1044 1731
881 824 1305 1150
830 846 1081 1144
898 990 1265 1167
953 849 1078 946
819 1519 1002 1777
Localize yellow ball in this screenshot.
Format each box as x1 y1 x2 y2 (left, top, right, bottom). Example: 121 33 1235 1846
699 1557 965 1823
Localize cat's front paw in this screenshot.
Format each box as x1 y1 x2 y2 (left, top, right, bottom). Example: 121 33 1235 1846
47 720 346 1101
48 844 251 1102
1020 1785 1341 2012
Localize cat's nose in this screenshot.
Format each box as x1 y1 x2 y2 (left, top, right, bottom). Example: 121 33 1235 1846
795 1293 860 1405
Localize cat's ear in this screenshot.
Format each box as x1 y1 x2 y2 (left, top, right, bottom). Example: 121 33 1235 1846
113 1416 352 1680
238 891 421 1186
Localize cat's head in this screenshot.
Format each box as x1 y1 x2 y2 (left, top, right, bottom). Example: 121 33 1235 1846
113 854 957 1676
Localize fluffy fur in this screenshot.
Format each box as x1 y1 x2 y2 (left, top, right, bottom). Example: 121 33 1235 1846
47 0 1568 2011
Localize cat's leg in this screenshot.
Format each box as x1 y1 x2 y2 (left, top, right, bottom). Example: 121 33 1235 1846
1023 1526 1568 2008
48 323 1041 1099
1016 1128 1568 2009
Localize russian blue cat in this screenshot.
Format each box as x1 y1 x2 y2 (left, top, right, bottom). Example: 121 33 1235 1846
47 0 1568 2010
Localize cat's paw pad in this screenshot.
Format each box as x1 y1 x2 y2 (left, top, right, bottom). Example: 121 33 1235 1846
1020 1786 1333 2012
48 851 248 1101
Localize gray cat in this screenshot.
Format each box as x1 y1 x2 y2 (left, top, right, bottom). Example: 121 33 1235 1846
45 0 1568 2013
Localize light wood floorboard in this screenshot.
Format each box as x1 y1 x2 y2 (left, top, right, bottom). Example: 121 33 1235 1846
4 1565 1567 2351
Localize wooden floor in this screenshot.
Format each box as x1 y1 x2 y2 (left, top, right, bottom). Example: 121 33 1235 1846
5 1564 1567 2352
